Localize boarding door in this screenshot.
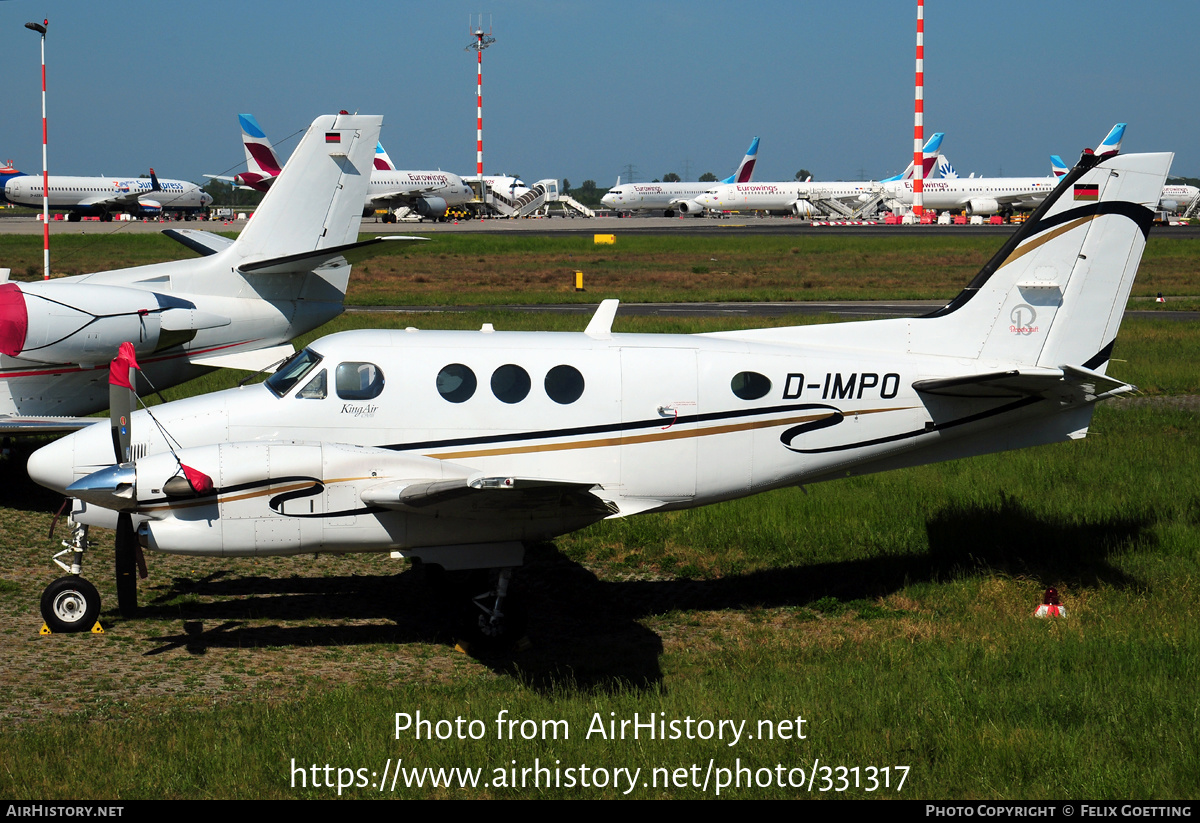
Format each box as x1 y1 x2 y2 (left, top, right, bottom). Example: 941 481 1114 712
620 347 697 500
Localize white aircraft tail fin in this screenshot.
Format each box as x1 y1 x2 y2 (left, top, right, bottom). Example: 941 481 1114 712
918 147 1171 373
232 113 381 263
937 155 958 179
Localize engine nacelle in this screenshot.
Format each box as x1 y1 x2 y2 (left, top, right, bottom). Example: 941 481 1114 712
130 440 505 557
966 198 1001 216
414 196 448 218
0 282 225 364
791 200 816 217
136 199 163 215
675 199 706 215
1159 199 1178 213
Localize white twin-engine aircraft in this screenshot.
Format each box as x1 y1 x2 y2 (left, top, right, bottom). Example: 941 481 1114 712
1 113 411 435
28 140 1170 639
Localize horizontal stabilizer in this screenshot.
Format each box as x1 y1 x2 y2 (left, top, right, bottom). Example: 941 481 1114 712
162 228 236 257
914 365 1133 402
186 343 295 372
237 236 426 275
361 475 614 519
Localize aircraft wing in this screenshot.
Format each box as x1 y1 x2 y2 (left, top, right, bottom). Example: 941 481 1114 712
162 228 236 257
237 235 427 276
366 188 439 207
913 365 1134 402
360 475 617 520
0 415 105 436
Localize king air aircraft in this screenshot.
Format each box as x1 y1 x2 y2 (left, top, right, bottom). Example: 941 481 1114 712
27 134 1170 638
207 114 472 222
0 113 399 435
600 137 759 217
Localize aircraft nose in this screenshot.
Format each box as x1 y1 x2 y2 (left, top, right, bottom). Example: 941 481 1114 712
27 434 76 494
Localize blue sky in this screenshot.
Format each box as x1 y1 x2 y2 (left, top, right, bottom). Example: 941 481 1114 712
2 1 1196 186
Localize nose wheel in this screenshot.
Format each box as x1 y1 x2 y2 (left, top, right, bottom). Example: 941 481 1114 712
40 576 101 634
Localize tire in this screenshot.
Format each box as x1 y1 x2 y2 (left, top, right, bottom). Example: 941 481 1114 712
40 577 101 633
115 513 137 617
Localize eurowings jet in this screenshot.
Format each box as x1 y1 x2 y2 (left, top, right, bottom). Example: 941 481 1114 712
0 113 408 435
26 134 1172 639
695 134 943 217
883 125 1127 216
0 165 211 221
206 114 473 221
600 137 759 216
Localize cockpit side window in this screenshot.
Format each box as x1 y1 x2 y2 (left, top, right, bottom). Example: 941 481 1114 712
336 362 384 400
265 348 323 398
296 369 327 400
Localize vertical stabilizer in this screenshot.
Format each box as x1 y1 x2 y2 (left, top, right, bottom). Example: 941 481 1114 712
233 114 381 261
239 114 284 187
917 150 1171 371
374 142 397 171
721 137 760 184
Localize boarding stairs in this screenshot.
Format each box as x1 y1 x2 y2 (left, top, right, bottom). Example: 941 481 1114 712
559 195 595 217
847 186 890 219
806 189 856 218
1183 193 1200 220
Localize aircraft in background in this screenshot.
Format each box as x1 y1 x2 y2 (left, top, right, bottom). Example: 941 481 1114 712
0 165 211 221
696 134 942 216
0 113 407 435
600 136 759 216
884 124 1126 217
206 114 473 221
26 136 1172 639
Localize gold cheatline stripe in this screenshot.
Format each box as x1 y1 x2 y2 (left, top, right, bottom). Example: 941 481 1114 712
997 215 1095 271
141 476 375 513
429 406 910 460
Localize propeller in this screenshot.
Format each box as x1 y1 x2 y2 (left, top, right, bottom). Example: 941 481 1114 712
107 342 146 617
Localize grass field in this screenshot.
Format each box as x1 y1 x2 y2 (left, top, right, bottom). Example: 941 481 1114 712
3 231 1199 306
0 236 1197 799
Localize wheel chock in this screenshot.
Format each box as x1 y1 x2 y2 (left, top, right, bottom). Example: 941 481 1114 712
39 621 104 635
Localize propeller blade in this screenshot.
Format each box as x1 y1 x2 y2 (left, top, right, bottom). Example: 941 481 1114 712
108 342 141 464
115 512 138 617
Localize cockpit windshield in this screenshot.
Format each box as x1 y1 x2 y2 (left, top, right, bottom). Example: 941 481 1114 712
264 347 323 398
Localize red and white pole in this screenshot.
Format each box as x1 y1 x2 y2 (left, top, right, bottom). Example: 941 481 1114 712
26 20 49 278
912 0 924 219
475 31 484 176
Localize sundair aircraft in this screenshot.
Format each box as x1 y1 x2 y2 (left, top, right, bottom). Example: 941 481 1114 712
0 165 211 221
600 137 759 216
27 139 1170 639
207 113 473 221
0 113 397 434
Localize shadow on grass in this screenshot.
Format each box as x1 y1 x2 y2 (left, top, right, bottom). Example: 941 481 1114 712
131 495 1150 692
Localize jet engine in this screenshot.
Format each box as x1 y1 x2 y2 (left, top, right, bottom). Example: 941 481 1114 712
0 282 228 364
791 200 816 217
675 200 706 215
414 196 448 218
965 198 1001 216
